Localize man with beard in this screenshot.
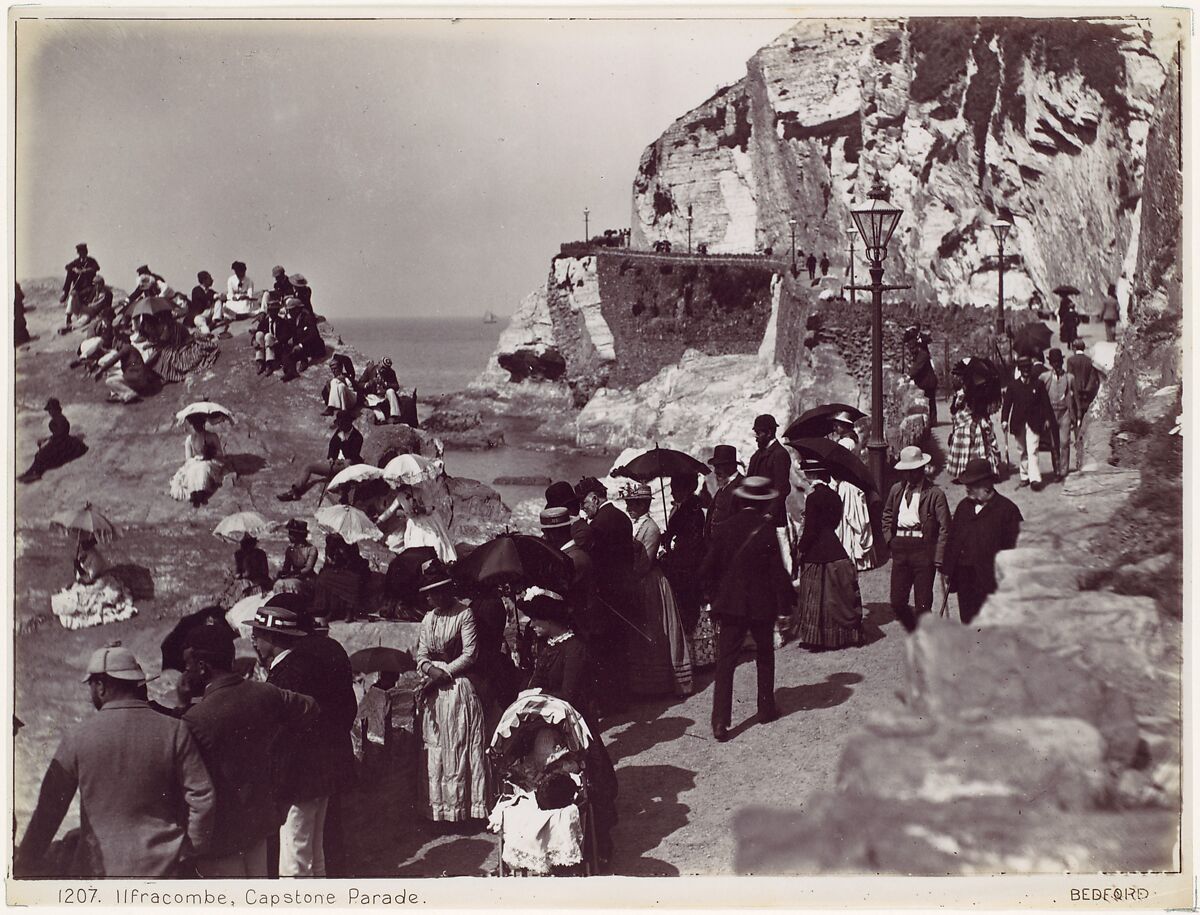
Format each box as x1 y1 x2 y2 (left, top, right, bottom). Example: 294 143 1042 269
179 626 318 877
577 476 639 715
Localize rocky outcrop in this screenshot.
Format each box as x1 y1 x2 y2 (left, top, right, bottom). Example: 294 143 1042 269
632 17 1179 314
474 287 565 386
547 255 616 403
575 349 794 457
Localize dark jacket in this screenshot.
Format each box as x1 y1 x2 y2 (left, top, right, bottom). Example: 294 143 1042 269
235 545 271 591
943 493 1023 593
529 633 595 716
585 502 640 627
1002 374 1055 436
881 480 952 566
327 428 364 463
252 312 294 346
183 674 318 857
702 474 743 540
63 255 99 297
909 347 938 394
562 542 602 639
746 440 792 527
698 506 793 621
265 638 356 804
1066 353 1100 409
17 699 213 878
796 482 848 564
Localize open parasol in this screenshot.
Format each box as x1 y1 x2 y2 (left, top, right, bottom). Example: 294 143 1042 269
455 532 573 591
212 511 272 542
381 453 438 487
129 296 174 318
1052 285 1081 297
50 502 119 544
314 504 383 545
327 463 386 492
788 437 875 492
175 402 235 426
612 444 709 521
350 647 415 674
783 403 867 441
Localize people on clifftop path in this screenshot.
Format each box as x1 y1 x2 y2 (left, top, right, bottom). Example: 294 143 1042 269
59 243 100 334
1002 355 1055 491
905 326 939 427
1040 349 1079 482
805 252 817 281
881 447 950 633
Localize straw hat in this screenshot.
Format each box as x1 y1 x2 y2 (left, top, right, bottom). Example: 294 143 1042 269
893 446 931 471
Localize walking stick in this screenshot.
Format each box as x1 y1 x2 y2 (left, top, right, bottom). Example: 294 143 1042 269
593 595 655 644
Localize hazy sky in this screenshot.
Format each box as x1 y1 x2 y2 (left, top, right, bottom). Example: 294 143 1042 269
14 16 788 320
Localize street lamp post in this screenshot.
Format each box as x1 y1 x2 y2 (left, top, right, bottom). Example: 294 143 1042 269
583 208 590 244
845 227 857 306
687 205 694 255
788 217 797 271
991 220 1012 335
850 177 905 495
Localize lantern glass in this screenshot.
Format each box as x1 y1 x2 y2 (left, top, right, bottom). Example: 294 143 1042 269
851 201 902 263
991 220 1012 245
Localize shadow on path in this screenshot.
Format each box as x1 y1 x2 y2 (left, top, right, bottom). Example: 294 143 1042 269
610 763 695 876
776 672 864 717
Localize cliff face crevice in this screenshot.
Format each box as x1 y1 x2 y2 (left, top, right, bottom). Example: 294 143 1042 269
631 17 1178 315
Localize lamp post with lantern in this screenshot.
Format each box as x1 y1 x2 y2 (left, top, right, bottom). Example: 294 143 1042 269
687 205 694 255
788 217 797 272
991 220 1012 335
849 176 906 495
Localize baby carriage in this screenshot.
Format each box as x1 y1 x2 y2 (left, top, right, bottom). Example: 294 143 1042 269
487 691 602 876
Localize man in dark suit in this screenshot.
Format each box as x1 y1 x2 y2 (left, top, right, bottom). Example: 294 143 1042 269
577 477 638 714
943 459 1023 624
250 605 353 877
278 411 364 502
251 297 295 376
702 444 743 540
746 415 792 530
180 626 318 877
698 476 794 742
1002 355 1055 491
540 507 599 638
60 243 100 332
661 472 707 633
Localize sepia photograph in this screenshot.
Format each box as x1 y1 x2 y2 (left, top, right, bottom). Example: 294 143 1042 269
5 4 1190 905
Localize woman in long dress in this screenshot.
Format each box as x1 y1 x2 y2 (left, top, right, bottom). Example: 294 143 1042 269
946 364 1002 481
792 463 864 650
169 414 224 507
149 312 220 383
376 483 456 562
414 562 490 823
50 534 137 630
623 484 694 698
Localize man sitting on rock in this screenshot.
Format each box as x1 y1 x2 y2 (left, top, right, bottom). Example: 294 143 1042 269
251 295 296 378
277 411 364 502
59 243 100 334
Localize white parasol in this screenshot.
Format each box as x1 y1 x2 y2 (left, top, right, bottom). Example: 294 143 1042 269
382 453 437 487
327 463 386 492
314 504 383 545
176 401 235 426
212 511 273 542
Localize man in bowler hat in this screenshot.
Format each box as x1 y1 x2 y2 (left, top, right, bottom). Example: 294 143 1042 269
698 476 793 742
943 459 1023 624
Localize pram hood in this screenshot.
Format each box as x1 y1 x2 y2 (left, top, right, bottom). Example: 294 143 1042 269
490 689 593 756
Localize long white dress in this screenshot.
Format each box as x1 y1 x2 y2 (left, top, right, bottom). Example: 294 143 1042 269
169 430 224 501
380 488 456 561
50 548 137 630
416 603 490 821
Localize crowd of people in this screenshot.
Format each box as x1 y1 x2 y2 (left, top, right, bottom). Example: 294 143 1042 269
17 240 1116 880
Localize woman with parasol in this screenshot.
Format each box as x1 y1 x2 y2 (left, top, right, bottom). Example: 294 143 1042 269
622 483 694 699
946 358 1003 481
169 404 231 507
48 507 137 630
791 459 864 650
413 559 490 823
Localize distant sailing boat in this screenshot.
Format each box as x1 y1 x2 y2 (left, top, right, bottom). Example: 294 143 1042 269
483 310 498 324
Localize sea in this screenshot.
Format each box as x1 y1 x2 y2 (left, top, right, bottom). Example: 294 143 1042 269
335 316 613 512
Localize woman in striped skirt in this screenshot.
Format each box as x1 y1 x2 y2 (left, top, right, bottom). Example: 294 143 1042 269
946 366 1002 482
152 312 221 383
